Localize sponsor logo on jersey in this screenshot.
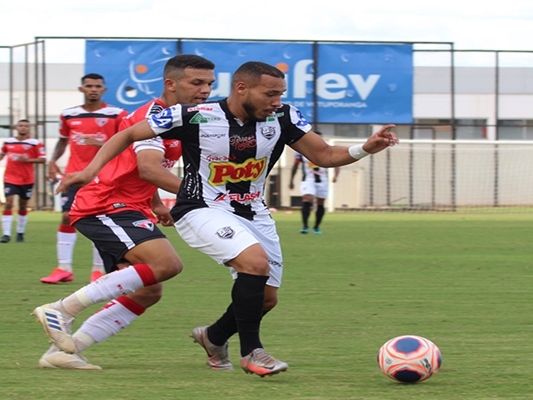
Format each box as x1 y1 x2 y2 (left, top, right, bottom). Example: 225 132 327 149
260 126 276 140
187 106 213 112
216 226 235 239
112 202 127 209
190 112 221 124
229 135 256 151
295 110 308 127
132 219 155 231
209 157 266 186
150 108 174 129
265 112 284 122
214 190 262 204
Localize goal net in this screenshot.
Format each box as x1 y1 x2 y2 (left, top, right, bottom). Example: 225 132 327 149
325 139 533 213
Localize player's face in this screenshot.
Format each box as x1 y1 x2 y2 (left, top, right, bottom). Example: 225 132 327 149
16 121 31 136
173 68 215 105
79 78 106 103
241 74 285 121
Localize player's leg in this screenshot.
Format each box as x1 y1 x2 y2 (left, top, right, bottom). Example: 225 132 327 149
313 182 329 234
299 181 316 234
1 184 15 243
179 209 287 376
41 186 78 283
33 212 182 353
15 184 32 242
90 244 105 282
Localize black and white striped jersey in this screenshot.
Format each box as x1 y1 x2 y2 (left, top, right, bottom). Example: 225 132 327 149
148 99 312 221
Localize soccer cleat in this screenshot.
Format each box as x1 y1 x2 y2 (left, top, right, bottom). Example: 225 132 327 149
0 235 10 243
39 350 101 370
16 233 24 242
90 270 104 282
40 268 74 284
32 304 77 354
313 228 322 235
240 348 289 377
300 228 309 234
190 325 233 370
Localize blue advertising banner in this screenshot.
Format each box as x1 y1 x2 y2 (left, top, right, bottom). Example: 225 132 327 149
85 40 176 112
85 40 412 123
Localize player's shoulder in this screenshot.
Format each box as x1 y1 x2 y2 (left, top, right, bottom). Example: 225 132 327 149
100 102 128 115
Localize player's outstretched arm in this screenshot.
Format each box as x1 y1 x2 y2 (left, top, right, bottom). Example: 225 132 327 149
56 120 157 193
290 124 398 168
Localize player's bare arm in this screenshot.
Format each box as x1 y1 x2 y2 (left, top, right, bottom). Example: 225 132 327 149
47 137 68 180
290 124 398 167
56 120 156 193
136 149 183 195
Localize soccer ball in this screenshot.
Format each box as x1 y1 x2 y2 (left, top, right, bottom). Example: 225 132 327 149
377 335 442 383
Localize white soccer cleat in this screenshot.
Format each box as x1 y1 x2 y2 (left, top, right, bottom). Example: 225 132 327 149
32 304 77 354
39 349 101 370
190 325 233 370
240 348 288 377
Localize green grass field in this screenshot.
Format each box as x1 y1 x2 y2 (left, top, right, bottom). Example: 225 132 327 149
1 210 532 400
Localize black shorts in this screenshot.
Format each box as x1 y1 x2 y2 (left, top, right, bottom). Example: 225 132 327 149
4 182 34 200
61 186 79 212
74 210 167 273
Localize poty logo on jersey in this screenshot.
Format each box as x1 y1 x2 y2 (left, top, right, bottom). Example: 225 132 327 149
132 219 155 231
209 158 266 186
150 108 174 129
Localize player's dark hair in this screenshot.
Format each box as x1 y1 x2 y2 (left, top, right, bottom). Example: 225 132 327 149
232 61 285 86
164 54 215 78
17 119 30 124
82 73 105 83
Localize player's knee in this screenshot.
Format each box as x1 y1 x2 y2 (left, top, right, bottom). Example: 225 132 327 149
153 257 183 281
263 296 278 311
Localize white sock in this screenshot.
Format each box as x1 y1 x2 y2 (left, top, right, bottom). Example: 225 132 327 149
2 215 12 236
16 214 27 234
92 244 105 273
57 231 77 272
74 299 140 350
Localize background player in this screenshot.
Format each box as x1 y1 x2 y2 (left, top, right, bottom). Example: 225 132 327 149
41 73 128 284
36 54 216 369
0 119 46 243
289 131 340 234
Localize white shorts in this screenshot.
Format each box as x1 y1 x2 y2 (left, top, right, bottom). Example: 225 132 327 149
174 207 283 287
300 180 329 199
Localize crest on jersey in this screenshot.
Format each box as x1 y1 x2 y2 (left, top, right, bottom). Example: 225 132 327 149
132 219 155 231
216 226 235 239
96 118 109 127
260 126 276 140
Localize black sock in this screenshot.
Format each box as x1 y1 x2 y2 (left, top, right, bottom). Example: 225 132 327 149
302 201 312 228
208 305 271 346
314 205 325 229
230 272 268 356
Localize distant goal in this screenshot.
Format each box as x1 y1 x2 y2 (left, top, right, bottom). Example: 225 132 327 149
326 139 533 213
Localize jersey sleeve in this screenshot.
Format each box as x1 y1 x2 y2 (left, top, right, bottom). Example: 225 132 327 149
147 105 185 138
282 104 312 145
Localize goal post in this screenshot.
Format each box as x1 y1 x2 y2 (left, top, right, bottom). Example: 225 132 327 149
324 139 533 213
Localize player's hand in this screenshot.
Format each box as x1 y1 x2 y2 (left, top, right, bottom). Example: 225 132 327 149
289 182 294 190
83 137 104 147
47 161 62 181
153 204 174 226
55 171 93 194
16 155 29 162
362 124 399 154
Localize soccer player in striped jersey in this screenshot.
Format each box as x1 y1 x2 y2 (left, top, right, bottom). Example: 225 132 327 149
40 73 129 284
35 54 215 370
0 119 46 243
36 61 398 377
289 131 340 234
